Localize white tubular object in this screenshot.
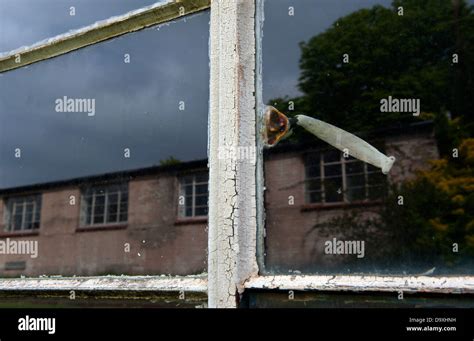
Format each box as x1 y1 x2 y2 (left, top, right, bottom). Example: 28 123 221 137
296 115 396 174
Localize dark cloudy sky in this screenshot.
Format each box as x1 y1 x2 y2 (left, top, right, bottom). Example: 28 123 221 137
0 0 209 188
2 0 468 189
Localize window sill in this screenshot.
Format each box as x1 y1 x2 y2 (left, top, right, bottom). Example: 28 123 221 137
0 230 40 238
174 217 208 226
245 275 474 294
301 200 383 212
76 224 128 232
0 274 208 292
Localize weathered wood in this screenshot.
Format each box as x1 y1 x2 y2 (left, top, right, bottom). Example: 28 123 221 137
245 275 474 294
0 0 210 73
208 0 259 308
0 275 207 292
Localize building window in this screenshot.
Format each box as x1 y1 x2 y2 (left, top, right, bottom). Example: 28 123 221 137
178 172 209 218
81 183 128 226
5 195 41 232
305 149 387 204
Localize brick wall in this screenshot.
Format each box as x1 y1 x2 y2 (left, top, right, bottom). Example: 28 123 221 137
264 129 439 273
0 129 439 276
0 174 207 277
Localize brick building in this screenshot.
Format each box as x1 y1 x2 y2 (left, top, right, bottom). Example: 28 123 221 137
264 121 439 273
0 122 438 276
0 160 209 277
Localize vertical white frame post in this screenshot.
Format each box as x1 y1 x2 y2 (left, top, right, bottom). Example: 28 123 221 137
208 0 259 308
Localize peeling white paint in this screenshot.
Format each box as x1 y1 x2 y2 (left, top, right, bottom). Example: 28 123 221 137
245 275 474 294
0 275 207 292
208 0 259 308
255 0 266 274
0 0 210 73
0 0 172 58
3 0 469 308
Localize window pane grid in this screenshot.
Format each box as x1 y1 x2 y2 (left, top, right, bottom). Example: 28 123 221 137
178 172 208 218
6 195 41 232
81 184 128 226
305 150 386 204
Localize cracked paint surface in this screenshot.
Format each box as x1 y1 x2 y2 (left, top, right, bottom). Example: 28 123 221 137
0 275 207 292
245 275 474 294
208 0 259 308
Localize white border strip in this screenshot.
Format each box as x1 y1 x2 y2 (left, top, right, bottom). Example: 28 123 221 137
245 275 474 294
0 275 207 292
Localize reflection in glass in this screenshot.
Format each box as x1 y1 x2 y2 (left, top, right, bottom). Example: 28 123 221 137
0 0 162 52
0 10 210 277
262 0 474 275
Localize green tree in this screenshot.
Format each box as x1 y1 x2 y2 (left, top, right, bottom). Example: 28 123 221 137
159 156 181 166
271 0 474 141
278 0 474 273
379 138 474 270
308 138 474 273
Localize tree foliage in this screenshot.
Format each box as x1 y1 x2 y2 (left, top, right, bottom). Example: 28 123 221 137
283 0 474 273
271 0 474 137
311 138 474 273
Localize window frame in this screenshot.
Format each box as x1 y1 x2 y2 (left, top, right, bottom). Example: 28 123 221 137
0 0 473 308
79 183 129 228
0 0 212 300
304 150 387 205
249 0 474 306
0 0 211 73
178 172 209 219
4 194 42 232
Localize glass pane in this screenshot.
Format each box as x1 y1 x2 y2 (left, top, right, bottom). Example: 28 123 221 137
13 213 23 231
184 185 193 196
306 165 320 178
24 210 33 229
119 210 127 222
94 194 106 221
346 174 365 188
262 0 474 275
0 6 209 277
324 164 342 177
346 161 364 175
13 202 23 215
182 177 193 185
108 193 119 205
195 173 208 183
93 214 105 225
83 195 92 225
185 195 193 208
323 177 343 202
194 194 207 206
324 150 341 163
194 206 208 216
107 192 118 223
25 202 34 213
0 0 163 52
195 184 207 194
306 153 320 166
